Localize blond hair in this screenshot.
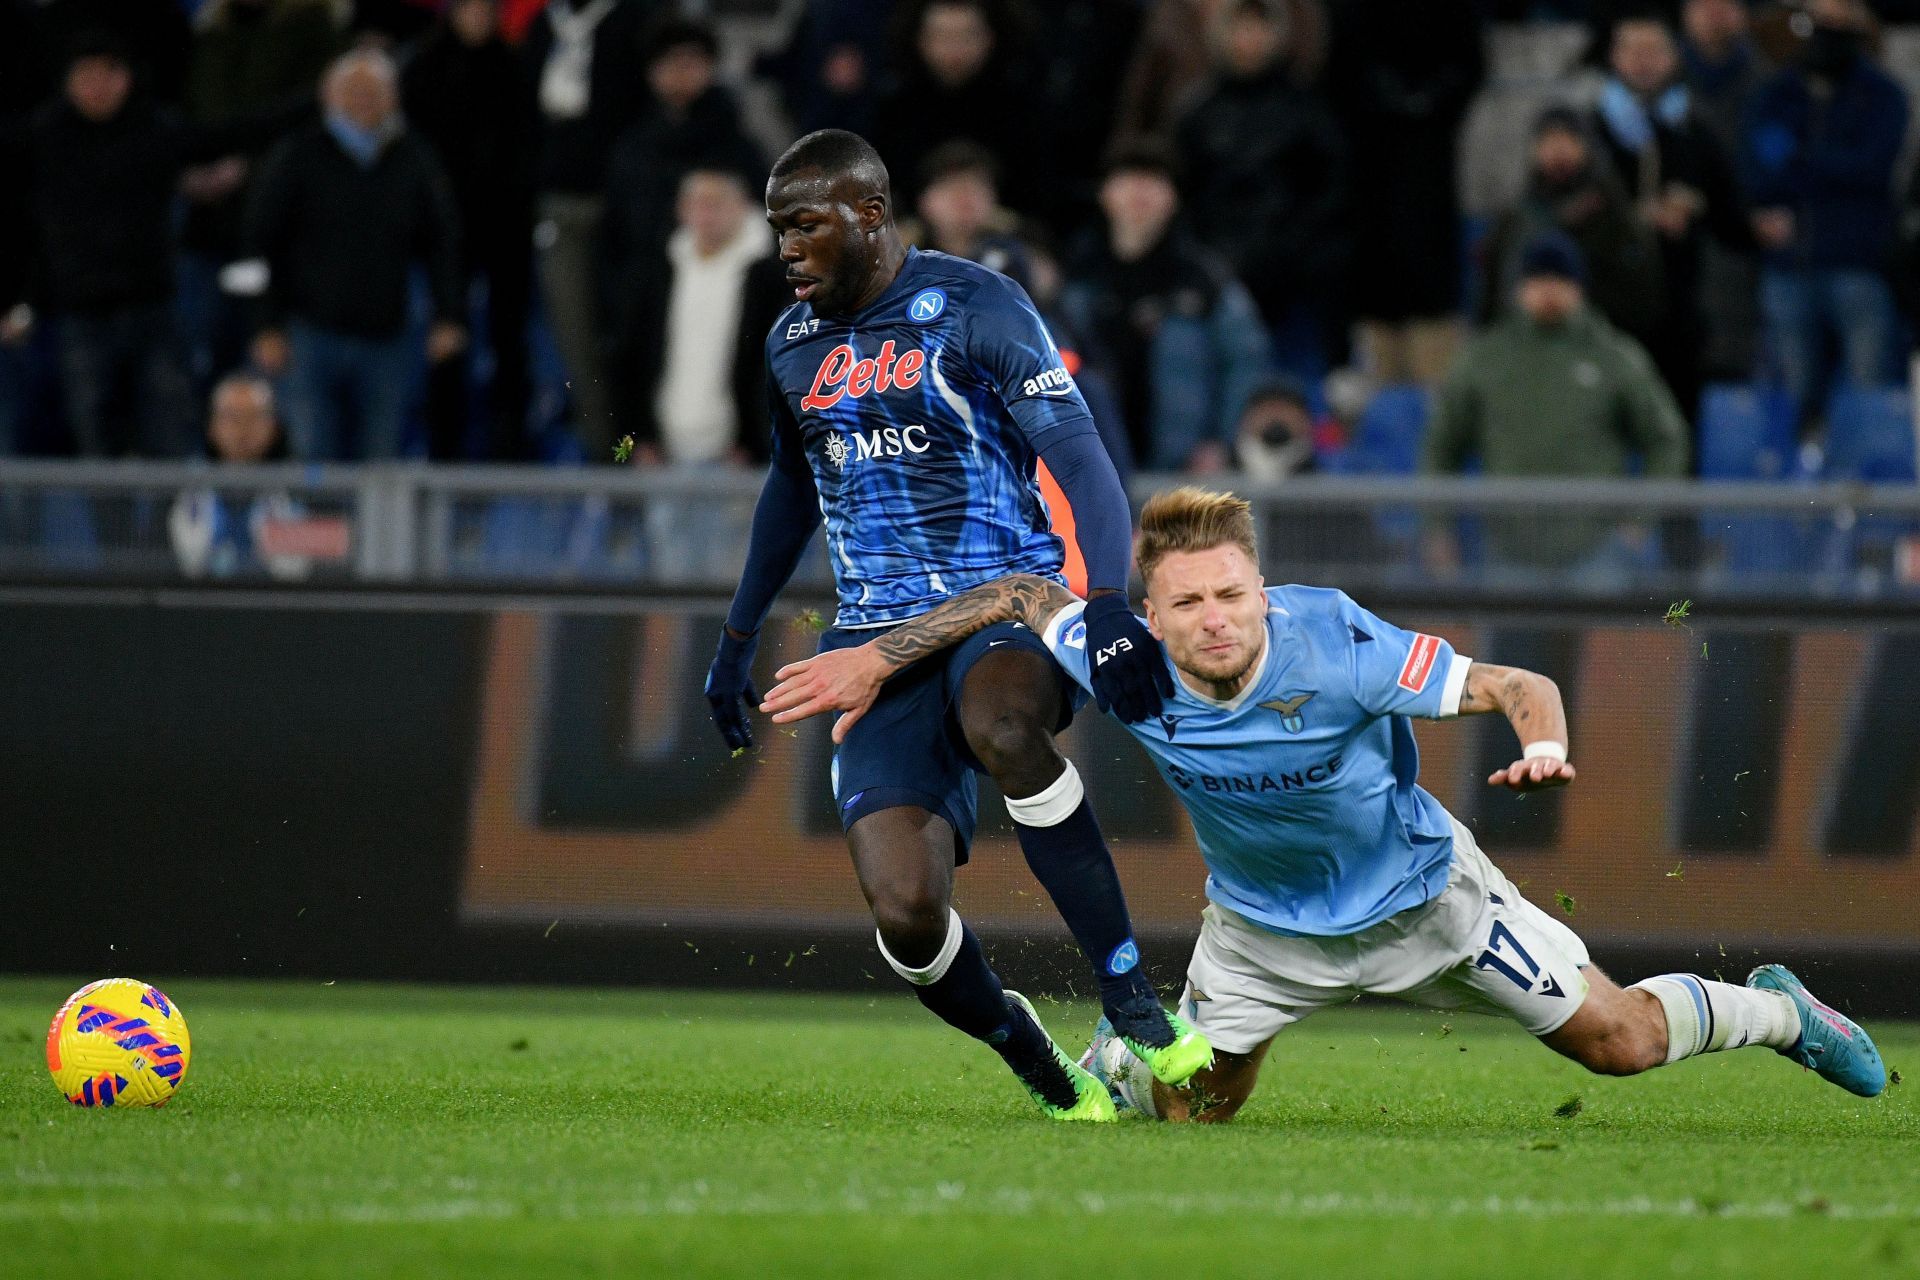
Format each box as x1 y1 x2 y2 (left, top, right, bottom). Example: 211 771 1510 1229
1135 487 1258 587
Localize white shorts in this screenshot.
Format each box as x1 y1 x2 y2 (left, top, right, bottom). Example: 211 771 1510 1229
1179 821 1592 1055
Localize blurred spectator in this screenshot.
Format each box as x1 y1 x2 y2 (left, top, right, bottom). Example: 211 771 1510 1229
1479 107 1668 363
758 0 894 137
180 0 341 396
1589 13 1751 420
872 0 1037 216
244 49 465 461
1116 0 1325 144
1746 0 1906 427
523 0 651 460
2 33 299 458
1025 0 1148 232
1680 0 1763 150
31 0 195 104
611 169 784 582
1426 233 1688 572
403 0 537 459
1175 0 1346 382
605 20 765 276
1234 377 1318 482
1058 143 1273 472
610 169 785 469
169 372 316 580
1679 0 1766 384
1326 0 1484 388
901 142 1034 289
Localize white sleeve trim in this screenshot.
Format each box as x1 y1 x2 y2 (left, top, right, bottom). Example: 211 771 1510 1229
1041 598 1088 654
1436 654 1473 718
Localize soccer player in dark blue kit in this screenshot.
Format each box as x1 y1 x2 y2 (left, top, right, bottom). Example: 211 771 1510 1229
702 130 1210 1119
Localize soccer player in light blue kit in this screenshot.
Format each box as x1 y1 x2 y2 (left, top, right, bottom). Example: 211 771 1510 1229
763 487 1888 1121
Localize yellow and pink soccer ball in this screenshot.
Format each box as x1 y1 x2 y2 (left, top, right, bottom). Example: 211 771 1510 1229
45 979 191 1107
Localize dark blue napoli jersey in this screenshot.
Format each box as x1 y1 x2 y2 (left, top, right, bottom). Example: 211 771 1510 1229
766 249 1096 627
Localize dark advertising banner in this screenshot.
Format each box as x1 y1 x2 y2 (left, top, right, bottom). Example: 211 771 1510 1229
464 607 1920 955
2 595 1917 999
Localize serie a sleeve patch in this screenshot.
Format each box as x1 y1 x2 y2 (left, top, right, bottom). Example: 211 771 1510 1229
1397 634 1442 693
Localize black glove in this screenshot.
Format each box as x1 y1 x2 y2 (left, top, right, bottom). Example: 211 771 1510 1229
704 627 763 751
1082 592 1174 723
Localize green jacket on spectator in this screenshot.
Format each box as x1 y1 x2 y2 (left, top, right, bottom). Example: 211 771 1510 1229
1423 306 1688 566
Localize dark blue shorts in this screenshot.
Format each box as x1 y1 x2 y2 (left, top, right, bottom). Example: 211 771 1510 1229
821 619 1079 865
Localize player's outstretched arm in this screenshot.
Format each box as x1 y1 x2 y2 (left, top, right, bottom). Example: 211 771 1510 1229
1456 662 1577 791
760 574 1078 743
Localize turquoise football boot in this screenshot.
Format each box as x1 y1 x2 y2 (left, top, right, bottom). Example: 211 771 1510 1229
1747 964 1887 1098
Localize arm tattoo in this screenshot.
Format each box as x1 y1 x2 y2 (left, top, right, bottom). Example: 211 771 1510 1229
871 575 1080 673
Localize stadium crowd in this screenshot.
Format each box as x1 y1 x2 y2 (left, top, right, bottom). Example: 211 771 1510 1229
0 0 1917 488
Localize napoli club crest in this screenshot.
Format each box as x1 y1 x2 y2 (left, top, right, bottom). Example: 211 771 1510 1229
907 288 947 323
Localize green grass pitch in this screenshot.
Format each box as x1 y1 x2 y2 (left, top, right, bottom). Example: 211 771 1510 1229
2 978 1916 1279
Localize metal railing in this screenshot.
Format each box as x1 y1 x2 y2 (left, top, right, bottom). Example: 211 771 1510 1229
1 459 1917 600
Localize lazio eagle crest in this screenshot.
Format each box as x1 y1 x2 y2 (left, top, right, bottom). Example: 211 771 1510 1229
1261 691 1315 733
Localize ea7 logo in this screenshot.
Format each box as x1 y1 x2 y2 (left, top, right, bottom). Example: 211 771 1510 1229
786 318 821 340
1021 367 1075 397
1095 637 1134 663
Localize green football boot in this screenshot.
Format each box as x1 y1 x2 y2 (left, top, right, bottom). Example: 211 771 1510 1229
1003 991 1117 1122
1119 1008 1214 1088
1747 964 1887 1098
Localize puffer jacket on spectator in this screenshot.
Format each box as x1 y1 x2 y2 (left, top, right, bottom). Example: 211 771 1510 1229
1744 50 1907 272
1059 229 1274 471
1174 59 1347 328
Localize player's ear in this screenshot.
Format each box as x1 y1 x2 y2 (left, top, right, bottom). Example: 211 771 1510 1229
1143 598 1163 642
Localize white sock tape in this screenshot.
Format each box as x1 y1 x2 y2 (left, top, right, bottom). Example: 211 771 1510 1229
876 907 964 987
1004 762 1085 828
1522 740 1568 763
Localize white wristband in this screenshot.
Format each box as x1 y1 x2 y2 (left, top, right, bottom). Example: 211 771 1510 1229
1522 740 1568 762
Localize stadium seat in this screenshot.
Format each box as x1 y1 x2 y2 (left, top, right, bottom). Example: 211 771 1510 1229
1698 383 1796 481
1823 386 1917 483
1696 384 1812 579
1824 387 1920 578
1344 384 1430 476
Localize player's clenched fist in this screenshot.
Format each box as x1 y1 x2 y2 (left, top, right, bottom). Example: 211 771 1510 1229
1083 593 1174 723
704 627 763 752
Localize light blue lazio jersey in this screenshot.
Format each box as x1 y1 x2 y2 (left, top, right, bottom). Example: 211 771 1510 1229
1043 586 1473 937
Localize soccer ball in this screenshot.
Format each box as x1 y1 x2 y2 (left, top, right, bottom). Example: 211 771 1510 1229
45 979 191 1107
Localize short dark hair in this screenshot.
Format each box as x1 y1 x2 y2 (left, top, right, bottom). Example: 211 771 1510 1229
770 129 891 196
66 27 132 70
644 18 719 65
918 140 999 192
1102 136 1181 185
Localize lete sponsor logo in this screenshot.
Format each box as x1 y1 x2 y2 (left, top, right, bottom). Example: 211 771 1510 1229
1398 634 1441 694
801 341 926 412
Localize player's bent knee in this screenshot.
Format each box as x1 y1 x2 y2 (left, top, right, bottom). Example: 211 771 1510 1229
868 885 951 954
961 709 1056 779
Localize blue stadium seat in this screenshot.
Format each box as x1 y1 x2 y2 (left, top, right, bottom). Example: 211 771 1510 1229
1698 383 1796 480
1824 386 1917 483
1344 385 1430 476
1697 384 1811 579
1824 387 1919 577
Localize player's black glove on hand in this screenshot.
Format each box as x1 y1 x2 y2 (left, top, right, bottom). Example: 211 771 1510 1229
705 627 763 752
1083 593 1173 723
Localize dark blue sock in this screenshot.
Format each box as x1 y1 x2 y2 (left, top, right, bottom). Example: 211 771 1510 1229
887 916 1074 1109
1009 774 1172 1049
